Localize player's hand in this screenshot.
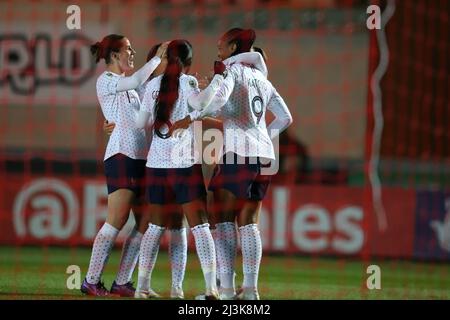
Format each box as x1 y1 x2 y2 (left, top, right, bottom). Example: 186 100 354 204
198 76 210 90
103 120 115 136
214 61 226 76
168 116 192 137
191 72 210 90
156 41 170 59
172 128 187 139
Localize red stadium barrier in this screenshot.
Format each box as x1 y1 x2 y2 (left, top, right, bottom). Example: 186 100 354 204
4 173 445 260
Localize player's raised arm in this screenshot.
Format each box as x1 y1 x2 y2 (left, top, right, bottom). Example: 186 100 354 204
168 61 233 135
91 37 168 93
187 61 234 119
187 50 268 119
115 43 168 92
266 86 293 139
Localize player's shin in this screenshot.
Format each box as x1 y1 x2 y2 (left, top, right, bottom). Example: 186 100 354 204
169 228 187 292
115 227 143 285
191 223 218 296
239 223 262 294
86 223 119 285
136 223 165 294
215 222 237 295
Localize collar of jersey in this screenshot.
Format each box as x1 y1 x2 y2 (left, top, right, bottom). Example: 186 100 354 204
223 52 266 75
105 71 122 77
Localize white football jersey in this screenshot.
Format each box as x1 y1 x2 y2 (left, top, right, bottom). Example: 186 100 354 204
135 81 148 102
141 74 201 168
211 62 283 160
96 71 150 161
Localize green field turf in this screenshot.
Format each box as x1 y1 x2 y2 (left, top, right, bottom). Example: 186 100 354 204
0 246 449 300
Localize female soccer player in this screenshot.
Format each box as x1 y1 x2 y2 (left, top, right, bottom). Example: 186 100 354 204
102 43 188 299
80 34 168 297
134 39 220 300
172 28 293 300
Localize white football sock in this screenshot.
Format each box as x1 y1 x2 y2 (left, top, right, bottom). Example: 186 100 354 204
211 228 220 270
239 224 262 290
115 227 143 285
211 228 221 284
215 222 237 291
86 223 119 284
191 223 217 294
137 223 165 292
169 228 187 290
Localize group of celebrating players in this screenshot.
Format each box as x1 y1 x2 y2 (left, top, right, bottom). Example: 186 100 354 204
80 27 292 300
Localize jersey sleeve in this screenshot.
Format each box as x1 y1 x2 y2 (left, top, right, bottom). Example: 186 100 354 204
96 74 120 121
186 75 201 95
97 73 120 96
187 67 236 120
116 56 161 92
187 74 228 118
266 85 293 139
135 82 147 101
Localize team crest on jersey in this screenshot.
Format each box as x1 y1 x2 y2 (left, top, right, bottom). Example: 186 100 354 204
222 69 228 79
106 72 113 77
189 79 196 88
152 90 159 99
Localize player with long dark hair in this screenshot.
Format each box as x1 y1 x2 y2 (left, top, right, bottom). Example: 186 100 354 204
135 39 219 299
99 42 188 299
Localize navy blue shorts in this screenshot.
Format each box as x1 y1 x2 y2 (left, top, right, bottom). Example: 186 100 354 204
146 164 207 205
104 153 146 198
208 153 271 201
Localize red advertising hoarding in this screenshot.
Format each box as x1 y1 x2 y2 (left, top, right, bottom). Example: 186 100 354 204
0 174 419 259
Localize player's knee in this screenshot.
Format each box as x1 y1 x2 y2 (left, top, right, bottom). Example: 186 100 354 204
106 215 128 230
218 210 236 223
238 201 260 226
135 215 151 233
238 214 257 227
167 212 184 229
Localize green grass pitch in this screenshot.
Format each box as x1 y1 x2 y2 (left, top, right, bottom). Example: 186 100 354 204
0 246 448 300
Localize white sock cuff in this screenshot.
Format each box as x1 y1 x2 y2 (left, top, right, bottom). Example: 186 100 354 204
102 223 120 236
191 223 210 232
239 223 258 233
148 223 166 233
